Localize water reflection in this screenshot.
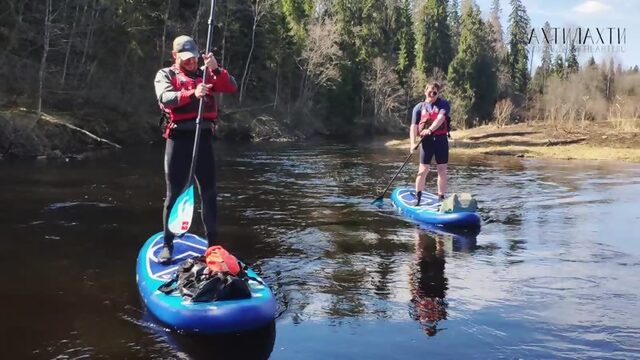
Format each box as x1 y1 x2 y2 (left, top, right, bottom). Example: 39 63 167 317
2 142 640 359
409 226 479 336
146 314 276 360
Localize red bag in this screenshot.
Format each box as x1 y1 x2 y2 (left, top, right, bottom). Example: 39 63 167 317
204 246 241 276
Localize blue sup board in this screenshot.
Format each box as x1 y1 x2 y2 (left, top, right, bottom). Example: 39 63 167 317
136 232 277 334
390 188 482 227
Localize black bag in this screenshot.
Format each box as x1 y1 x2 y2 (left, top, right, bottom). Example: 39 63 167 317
158 256 253 302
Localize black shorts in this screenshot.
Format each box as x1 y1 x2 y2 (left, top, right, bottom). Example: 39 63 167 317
419 135 449 165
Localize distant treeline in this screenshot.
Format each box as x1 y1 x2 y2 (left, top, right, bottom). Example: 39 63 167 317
1 0 638 138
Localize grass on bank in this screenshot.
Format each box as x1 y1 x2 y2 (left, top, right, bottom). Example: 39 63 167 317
450 144 640 162
386 119 640 163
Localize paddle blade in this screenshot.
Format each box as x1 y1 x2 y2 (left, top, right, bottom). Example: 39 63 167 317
372 196 384 205
168 184 195 235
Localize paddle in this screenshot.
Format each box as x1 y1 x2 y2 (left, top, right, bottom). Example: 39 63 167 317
372 136 426 205
167 0 218 235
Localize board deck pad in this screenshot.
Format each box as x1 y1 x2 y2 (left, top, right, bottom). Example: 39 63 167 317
146 233 208 281
396 189 441 209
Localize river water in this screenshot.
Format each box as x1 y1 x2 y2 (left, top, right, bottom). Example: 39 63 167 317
1 140 639 359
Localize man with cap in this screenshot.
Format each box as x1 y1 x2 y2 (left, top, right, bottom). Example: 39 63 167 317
154 35 237 263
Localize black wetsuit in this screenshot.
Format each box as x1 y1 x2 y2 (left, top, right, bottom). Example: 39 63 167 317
163 129 217 246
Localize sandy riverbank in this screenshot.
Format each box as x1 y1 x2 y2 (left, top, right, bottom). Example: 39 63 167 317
386 122 640 163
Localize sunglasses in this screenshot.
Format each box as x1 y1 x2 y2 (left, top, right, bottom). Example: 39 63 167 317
427 90 438 96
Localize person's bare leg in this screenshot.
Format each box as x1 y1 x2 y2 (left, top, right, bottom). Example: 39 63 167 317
414 164 430 205
436 164 448 199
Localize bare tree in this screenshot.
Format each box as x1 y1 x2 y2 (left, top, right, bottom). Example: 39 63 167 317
81 0 100 69
38 0 53 115
364 57 406 132
612 72 640 130
219 2 230 107
160 0 173 67
3 0 28 55
540 68 608 130
494 99 514 127
61 2 80 86
192 0 204 43
297 18 341 107
79 0 90 67
239 0 273 104
274 60 280 109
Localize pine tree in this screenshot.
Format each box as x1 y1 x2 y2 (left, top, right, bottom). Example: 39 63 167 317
565 42 579 74
530 67 544 94
507 0 530 96
530 21 553 94
487 0 510 99
587 56 596 68
415 0 453 76
448 0 461 53
540 21 552 75
333 0 387 123
551 54 564 78
281 0 313 43
489 0 504 55
336 0 385 66
605 58 615 101
447 0 498 125
394 0 415 87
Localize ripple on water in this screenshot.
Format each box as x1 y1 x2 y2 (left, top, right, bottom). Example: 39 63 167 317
520 276 600 291
3 143 640 360
46 201 114 210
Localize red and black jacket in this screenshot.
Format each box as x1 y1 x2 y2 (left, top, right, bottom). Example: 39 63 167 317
154 64 237 137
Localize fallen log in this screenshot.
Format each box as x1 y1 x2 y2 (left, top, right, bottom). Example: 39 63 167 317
19 108 122 149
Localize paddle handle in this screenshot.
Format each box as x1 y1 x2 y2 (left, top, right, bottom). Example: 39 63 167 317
187 0 217 182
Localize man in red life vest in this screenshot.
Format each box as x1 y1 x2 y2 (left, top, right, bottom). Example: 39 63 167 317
409 82 450 206
154 35 237 263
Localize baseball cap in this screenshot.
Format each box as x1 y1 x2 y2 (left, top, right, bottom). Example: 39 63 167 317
173 35 199 60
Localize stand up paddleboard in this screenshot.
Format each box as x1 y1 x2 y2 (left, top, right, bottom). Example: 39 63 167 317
136 232 277 334
390 188 482 227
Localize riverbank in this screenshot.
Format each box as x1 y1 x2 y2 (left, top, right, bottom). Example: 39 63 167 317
0 106 306 160
4 106 639 163
386 121 640 163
